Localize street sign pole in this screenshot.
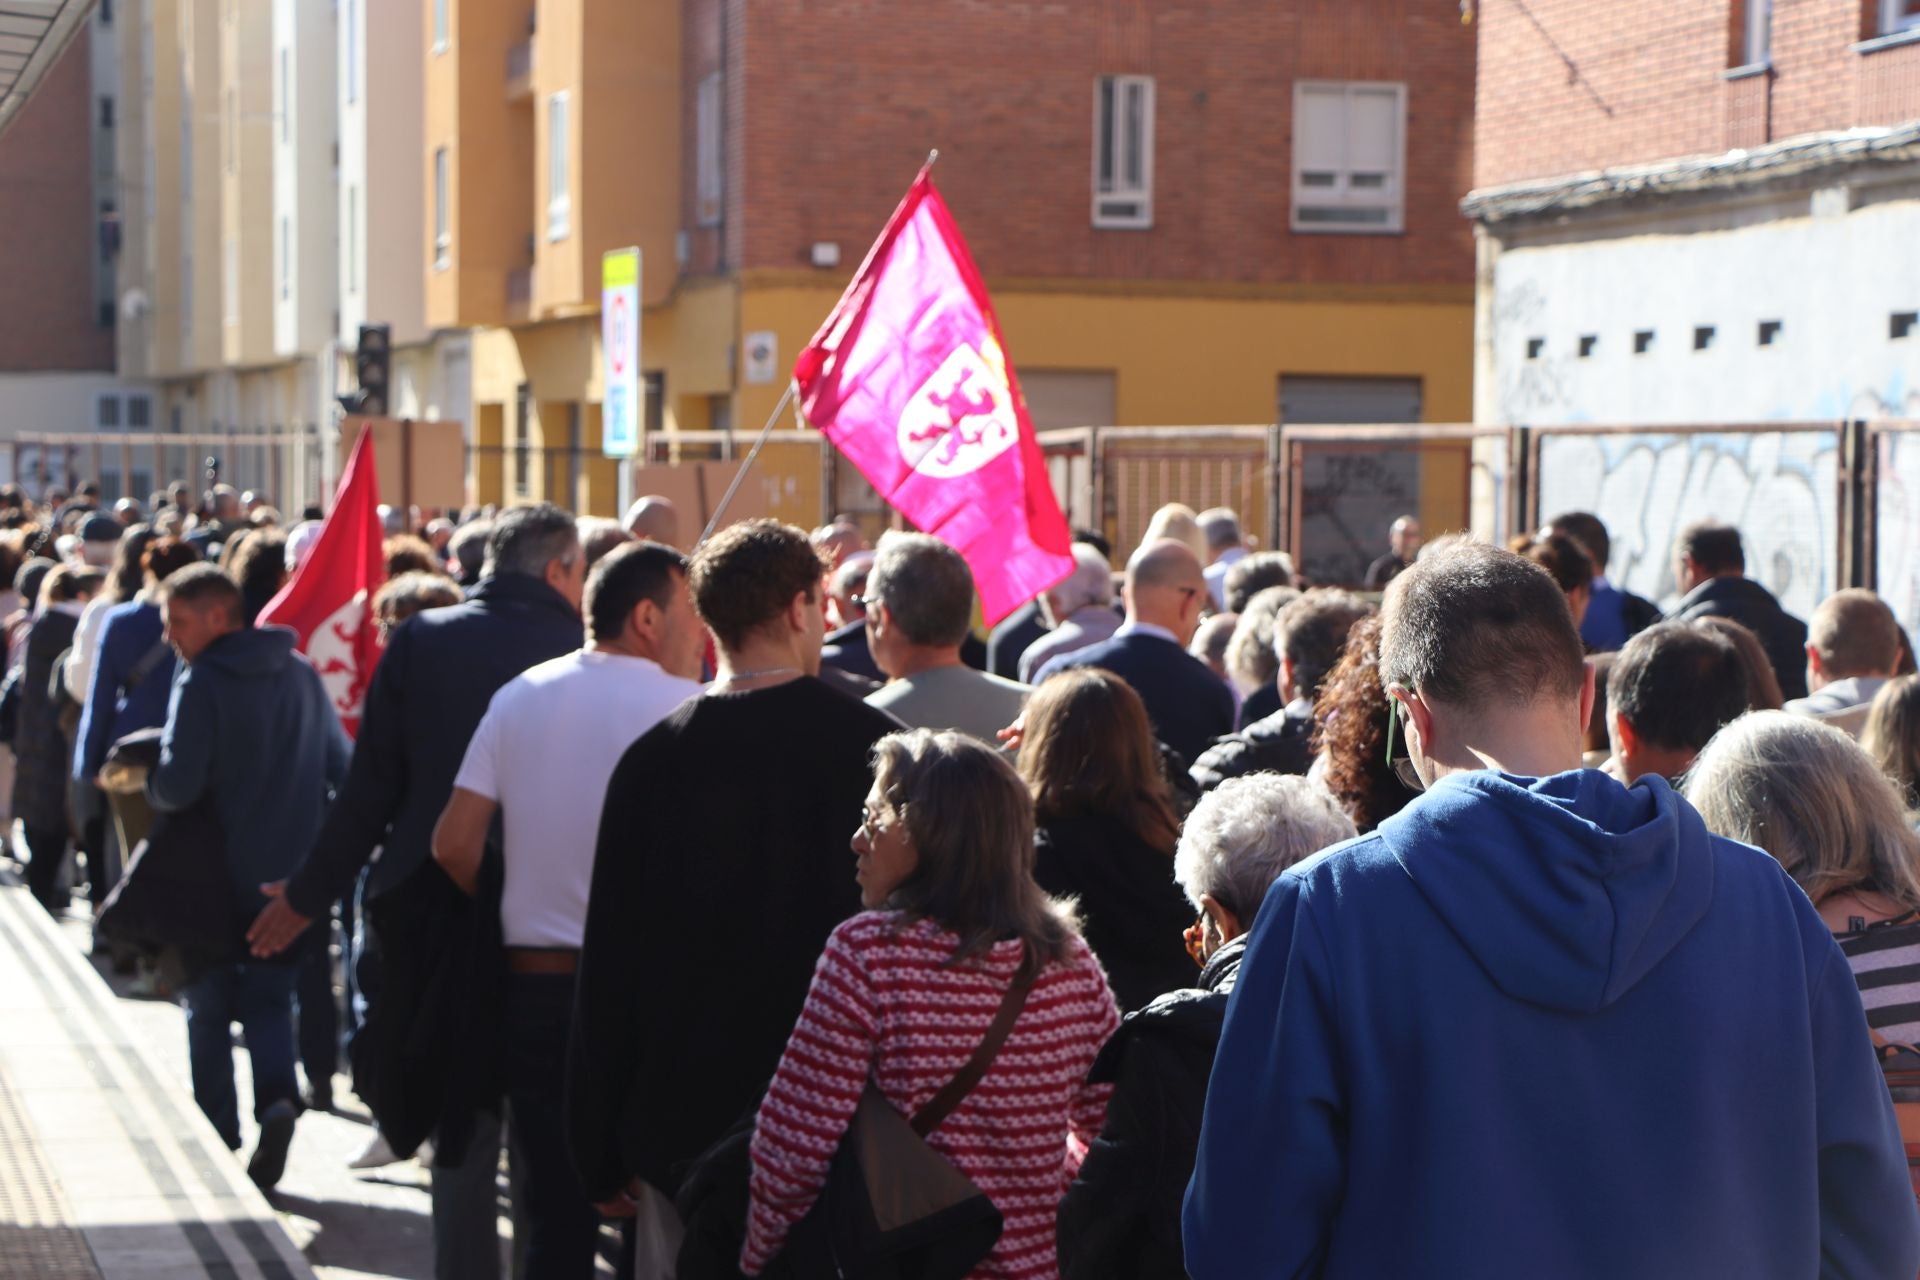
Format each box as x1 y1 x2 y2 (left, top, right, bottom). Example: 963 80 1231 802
601 247 642 517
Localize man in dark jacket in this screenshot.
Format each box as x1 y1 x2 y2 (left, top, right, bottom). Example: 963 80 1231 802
246 503 586 1280
1190 590 1372 792
1543 511 1660 652
1666 519 1810 700
1185 541 1918 1279
1060 775 1355 1279
1035 538 1232 768
149 565 350 1189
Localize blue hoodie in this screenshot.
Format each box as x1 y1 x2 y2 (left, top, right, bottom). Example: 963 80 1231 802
1183 769 1920 1279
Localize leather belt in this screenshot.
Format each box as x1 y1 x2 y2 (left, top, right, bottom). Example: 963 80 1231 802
505 947 579 975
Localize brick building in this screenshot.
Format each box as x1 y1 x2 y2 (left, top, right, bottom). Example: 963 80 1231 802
448 0 1479 519
1466 0 1920 426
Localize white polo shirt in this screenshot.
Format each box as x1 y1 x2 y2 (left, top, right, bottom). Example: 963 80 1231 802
453 649 702 948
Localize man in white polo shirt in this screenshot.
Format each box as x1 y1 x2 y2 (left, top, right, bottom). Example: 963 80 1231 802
432 539 704 1278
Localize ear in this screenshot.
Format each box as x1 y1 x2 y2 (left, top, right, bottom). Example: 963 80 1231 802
1805 641 1823 680
1388 684 1432 757
1199 893 1246 947
1279 656 1297 702
1610 708 1637 759
786 588 814 635
628 596 663 644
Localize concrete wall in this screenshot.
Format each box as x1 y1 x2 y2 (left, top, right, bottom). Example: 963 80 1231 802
340 0 425 346
1484 183 1920 426
273 0 336 358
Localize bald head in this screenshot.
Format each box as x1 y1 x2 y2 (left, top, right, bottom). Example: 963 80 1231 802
624 496 681 547
1125 538 1208 645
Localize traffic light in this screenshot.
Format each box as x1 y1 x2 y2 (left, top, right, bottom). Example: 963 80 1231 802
341 323 391 417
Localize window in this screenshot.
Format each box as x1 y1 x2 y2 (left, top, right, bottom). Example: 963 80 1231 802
346 0 358 102
1578 335 1598 358
1292 81 1407 233
347 183 359 290
99 96 114 129
1694 325 1717 350
1092 75 1154 229
547 92 570 240
1744 0 1771 64
1884 0 1920 35
97 396 120 428
98 0 112 23
1633 329 1655 354
1758 319 1783 345
128 396 151 429
1894 312 1918 340
433 147 450 269
1525 337 1545 360
433 0 448 51
696 72 723 227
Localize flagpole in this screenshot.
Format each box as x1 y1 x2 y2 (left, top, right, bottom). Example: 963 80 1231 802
697 380 799 547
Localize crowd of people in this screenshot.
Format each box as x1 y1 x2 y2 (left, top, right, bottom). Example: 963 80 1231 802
6 475 1920 1279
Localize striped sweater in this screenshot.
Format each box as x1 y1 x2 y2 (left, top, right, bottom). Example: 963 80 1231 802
742 911 1121 1279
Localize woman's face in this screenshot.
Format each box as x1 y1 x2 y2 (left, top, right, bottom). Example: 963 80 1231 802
852 784 918 909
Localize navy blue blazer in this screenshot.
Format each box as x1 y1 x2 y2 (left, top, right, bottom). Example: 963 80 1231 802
1035 630 1235 768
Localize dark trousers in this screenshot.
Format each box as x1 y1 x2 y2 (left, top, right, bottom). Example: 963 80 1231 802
296 918 339 1102
506 972 600 1279
21 822 68 912
182 958 300 1150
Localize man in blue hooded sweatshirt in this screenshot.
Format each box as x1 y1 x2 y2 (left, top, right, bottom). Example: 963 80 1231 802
1184 540 1919 1279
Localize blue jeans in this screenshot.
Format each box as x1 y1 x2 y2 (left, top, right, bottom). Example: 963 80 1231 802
182 959 301 1150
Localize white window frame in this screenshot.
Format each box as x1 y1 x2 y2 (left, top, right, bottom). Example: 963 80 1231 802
1091 75 1154 230
345 0 358 102
546 91 571 241
1745 0 1772 65
1885 0 1920 34
432 0 449 53
433 147 450 270
696 72 723 228
97 395 120 429
1291 81 1407 235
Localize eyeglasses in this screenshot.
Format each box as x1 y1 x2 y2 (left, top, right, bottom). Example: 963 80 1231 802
852 593 879 613
1382 688 1428 793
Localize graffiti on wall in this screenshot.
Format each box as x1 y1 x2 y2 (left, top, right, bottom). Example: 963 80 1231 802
1877 433 1920 644
1535 431 1838 619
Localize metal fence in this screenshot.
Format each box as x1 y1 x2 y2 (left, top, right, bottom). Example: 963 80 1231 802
8 430 324 513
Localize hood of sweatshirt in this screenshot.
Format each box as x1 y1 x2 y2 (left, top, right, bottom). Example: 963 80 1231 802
1374 769 1714 1014
193 624 299 680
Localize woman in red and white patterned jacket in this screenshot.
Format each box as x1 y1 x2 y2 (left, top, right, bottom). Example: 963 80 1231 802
741 728 1121 1280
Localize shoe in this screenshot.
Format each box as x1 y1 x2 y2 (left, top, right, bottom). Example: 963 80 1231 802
247 1100 298 1191
347 1129 400 1171
302 1086 334 1114
414 1137 435 1167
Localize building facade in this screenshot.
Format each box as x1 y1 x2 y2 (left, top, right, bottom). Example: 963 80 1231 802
437 0 1479 519
1467 0 1920 426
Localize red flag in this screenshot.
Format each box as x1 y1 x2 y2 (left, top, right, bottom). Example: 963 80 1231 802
257 425 385 734
794 168 1074 627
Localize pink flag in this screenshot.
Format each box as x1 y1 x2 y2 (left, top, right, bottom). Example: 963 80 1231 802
794 168 1075 627
257 425 386 735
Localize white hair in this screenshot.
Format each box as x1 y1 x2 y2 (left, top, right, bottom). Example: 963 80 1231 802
1174 774 1356 919
1047 543 1115 617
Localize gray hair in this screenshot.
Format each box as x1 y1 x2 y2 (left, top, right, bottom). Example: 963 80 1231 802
1197 507 1243 551
1174 774 1356 920
1684 710 1920 912
1047 543 1115 618
1226 585 1302 694
867 531 975 648
449 519 492 579
485 504 580 580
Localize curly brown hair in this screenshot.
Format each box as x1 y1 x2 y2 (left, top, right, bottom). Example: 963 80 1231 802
1310 613 1420 833
688 519 826 650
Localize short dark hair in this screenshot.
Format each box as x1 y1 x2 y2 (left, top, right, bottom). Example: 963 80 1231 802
1273 589 1373 700
159 563 244 623
586 540 688 643
1070 528 1112 560
142 535 201 585
1609 622 1748 752
487 504 579 579
688 519 824 650
1509 532 1594 595
867 532 975 648
1224 551 1295 614
449 519 491 581
1379 541 1585 707
1677 521 1744 575
1545 511 1611 572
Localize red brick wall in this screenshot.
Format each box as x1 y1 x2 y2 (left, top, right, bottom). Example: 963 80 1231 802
0 32 113 373
719 0 1476 288
1475 0 1920 190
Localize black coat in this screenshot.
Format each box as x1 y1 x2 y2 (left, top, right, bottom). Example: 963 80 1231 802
1190 699 1316 794
1670 575 1810 701
1034 632 1236 771
12 607 80 834
986 600 1048 679
1033 813 1196 1012
1057 936 1245 1280
1235 681 1282 733
819 619 882 682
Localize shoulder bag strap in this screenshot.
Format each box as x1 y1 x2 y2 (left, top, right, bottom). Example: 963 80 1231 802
910 948 1038 1137
123 639 173 693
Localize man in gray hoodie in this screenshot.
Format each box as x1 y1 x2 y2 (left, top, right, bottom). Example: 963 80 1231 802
149 564 349 1190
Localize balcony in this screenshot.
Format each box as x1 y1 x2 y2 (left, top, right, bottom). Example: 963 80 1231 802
506 39 534 104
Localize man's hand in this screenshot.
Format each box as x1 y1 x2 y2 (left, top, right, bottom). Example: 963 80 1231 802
592 1178 645 1219
246 881 313 958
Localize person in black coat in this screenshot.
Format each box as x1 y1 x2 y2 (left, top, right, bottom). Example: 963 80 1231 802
1057 774 1357 1279
1666 520 1810 701
246 504 587 1280
1034 538 1231 770
1192 591 1373 793
1017 667 1194 1011
12 565 103 911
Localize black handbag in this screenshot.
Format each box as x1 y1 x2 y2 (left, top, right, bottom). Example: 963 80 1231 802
787 951 1038 1280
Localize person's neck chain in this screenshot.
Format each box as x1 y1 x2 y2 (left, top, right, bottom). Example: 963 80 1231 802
713 665 802 687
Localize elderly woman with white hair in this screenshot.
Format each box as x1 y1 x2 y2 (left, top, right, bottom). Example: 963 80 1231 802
1685 710 1920 1044
1056 773 1356 1280
1016 542 1119 684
